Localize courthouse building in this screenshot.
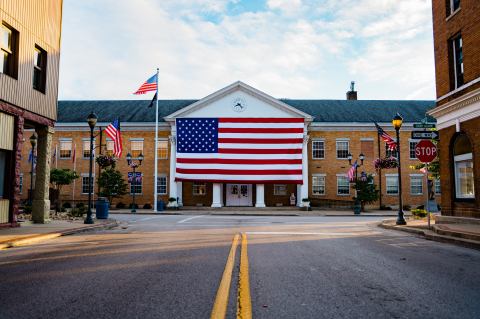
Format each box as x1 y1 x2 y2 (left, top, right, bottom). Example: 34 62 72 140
1 0 63 226
20 81 440 209
429 0 479 218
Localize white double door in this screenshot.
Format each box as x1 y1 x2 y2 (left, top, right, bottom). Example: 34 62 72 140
226 184 252 206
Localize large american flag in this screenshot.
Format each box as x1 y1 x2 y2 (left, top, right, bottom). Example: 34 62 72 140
105 119 123 157
374 122 397 151
175 118 304 183
133 74 157 95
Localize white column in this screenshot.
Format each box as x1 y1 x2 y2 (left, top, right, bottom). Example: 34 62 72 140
255 184 266 207
212 183 222 208
177 182 183 206
300 134 309 203
168 134 177 201
297 184 302 207
220 184 224 206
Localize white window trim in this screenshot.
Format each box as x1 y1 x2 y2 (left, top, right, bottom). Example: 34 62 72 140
193 182 207 196
59 139 73 160
336 140 350 160
129 172 143 195
336 174 350 196
80 174 95 194
454 153 474 199
82 138 95 159
311 139 325 160
129 138 145 141
157 139 169 160
408 140 418 159
409 174 424 195
273 184 287 196
156 175 168 195
386 174 399 196
312 174 326 196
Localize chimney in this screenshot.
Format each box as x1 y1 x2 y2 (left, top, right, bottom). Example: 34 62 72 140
346 81 357 100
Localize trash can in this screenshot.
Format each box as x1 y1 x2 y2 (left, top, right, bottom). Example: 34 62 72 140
96 197 109 219
156 201 165 212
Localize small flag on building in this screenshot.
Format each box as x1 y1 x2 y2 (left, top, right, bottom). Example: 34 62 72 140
28 149 37 168
347 161 358 182
374 122 397 151
105 119 123 157
133 74 158 95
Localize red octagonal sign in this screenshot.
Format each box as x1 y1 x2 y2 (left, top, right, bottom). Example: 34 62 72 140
415 140 437 163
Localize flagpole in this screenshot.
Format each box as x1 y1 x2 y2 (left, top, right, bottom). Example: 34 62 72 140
154 68 159 212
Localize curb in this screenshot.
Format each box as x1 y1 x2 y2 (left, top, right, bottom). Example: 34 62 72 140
378 220 480 250
108 212 403 217
0 220 119 250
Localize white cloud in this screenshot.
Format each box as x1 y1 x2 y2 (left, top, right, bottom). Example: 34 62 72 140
58 0 435 101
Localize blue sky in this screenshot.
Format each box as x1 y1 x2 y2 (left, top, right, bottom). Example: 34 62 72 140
59 0 435 100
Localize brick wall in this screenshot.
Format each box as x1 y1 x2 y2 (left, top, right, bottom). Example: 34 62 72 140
438 118 480 218
432 0 480 104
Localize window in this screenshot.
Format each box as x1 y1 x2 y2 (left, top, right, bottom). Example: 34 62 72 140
385 143 398 158
409 141 418 159
193 182 206 195
19 174 23 194
453 134 474 199
130 140 143 158
386 175 399 195
0 150 6 198
83 139 93 158
450 34 464 89
446 0 460 16
337 175 350 195
81 175 94 194
0 23 18 78
312 140 325 159
106 139 114 157
157 176 167 195
312 175 326 195
33 45 47 93
274 184 287 196
157 140 168 159
129 172 142 194
435 179 441 194
59 140 72 159
336 140 349 159
410 175 423 195
360 139 374 159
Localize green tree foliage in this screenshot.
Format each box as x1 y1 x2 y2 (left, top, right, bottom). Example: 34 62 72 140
353 174 379 211
411 160 440 179
97 168 128 203
50 169 79 212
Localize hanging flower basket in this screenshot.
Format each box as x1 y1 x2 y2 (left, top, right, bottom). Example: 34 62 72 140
374 157 398 170
96 155 117 169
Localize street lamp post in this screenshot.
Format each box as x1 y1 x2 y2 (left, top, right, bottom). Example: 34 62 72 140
392 113 406 225
348 152 365 214
85 112 97 224
126 152 144 213
29 133 38 206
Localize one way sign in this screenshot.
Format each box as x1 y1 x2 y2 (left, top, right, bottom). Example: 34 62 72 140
411 131 439 140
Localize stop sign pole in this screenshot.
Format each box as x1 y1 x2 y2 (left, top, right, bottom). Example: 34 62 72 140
415 140 438 228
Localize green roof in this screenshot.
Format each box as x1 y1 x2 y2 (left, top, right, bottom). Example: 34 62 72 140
57 99 435 123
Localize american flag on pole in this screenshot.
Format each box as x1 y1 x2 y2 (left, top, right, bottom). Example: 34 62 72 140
347 161 358 182
374 122 397 151
175 118 304 183
133 74 157 95
104 119 123 157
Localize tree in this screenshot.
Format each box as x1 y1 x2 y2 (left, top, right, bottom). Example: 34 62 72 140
97 168 128 204
353 174 379 212
50 168 79 212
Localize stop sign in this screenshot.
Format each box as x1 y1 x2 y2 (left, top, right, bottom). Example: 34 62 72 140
415 140 437 163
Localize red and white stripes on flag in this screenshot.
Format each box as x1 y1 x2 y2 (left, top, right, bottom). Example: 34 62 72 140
104 119 123 157
175 118 304 184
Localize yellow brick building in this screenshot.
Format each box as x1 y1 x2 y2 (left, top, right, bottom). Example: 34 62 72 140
20 82 440 210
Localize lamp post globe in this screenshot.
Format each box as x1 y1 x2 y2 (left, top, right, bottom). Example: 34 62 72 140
84 112 97 225
392 113 406 225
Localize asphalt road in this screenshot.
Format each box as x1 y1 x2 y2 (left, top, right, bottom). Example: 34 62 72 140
0 215 479 319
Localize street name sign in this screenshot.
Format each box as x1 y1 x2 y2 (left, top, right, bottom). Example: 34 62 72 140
411 131 439 140
415 140 437 163
413 123 436 129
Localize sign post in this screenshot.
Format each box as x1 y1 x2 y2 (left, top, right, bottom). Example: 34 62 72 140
415 140 438 229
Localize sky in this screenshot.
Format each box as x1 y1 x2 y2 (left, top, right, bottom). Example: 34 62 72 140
59 0 436 101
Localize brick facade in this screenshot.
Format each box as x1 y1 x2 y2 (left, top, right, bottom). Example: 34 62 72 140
20 124 440 209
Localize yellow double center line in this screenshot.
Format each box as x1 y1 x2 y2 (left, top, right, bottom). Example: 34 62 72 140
211 233 252 319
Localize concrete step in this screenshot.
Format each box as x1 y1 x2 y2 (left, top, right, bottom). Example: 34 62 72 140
424 229 480 250
435 215 480 225
433 224 480 241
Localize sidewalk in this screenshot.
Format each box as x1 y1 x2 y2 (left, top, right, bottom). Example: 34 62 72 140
379 217 480 250
108 208 411 217
0 219 118 250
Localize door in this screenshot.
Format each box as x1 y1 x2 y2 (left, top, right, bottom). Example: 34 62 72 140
226 184 252 206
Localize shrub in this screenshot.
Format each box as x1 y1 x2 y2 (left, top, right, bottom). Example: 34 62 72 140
168 197 177 202
116 202 126 209
402 205 411 211
411 209 427 218
380 205 392 211
62 202 72 209
143 203 152 209
76 202 85 209
23 205 32 214
129 203 139 209
70 207 86 217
